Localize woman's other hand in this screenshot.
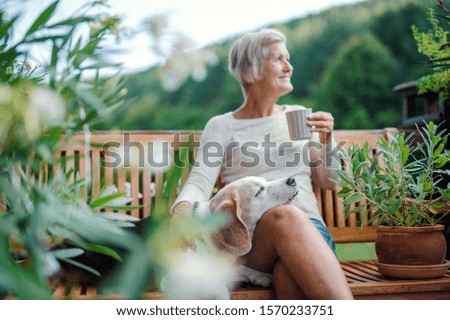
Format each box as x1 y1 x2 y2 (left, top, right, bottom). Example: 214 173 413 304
172 201 194 218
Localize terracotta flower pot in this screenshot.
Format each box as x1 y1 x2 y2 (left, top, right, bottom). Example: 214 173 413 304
375 224 446 265
375 224 449 279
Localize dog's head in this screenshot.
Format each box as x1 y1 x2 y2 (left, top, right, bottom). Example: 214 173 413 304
208 176 298 256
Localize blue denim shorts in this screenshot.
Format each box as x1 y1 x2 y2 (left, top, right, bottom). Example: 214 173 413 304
310 219 337 256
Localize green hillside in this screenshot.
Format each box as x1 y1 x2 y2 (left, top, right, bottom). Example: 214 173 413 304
98 0 435 131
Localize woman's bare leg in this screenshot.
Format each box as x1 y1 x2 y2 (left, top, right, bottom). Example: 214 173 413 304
272 260 306 299
242 205 353 300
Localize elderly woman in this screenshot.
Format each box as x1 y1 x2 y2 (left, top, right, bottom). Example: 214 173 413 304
172 28 353 299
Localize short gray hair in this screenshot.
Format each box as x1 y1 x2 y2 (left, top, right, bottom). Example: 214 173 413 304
228 28 287 85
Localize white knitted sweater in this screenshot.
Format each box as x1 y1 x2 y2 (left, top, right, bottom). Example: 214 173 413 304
172 105 341 222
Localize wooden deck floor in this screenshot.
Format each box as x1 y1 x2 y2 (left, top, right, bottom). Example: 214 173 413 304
52 260 450 300
342 260 450 299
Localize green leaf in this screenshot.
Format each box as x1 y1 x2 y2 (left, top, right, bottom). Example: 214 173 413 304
433 143 445 158
82 244 123 262
0 15 18 40
388 199 402 215
99 212 140 222
367 214 379 226
343 193 363 205
336 171 352 186
394 210 404 223
47 16 93 29
434 156 448 168
23 34 67 43
68 37 83 60
337 187 352 197
375 174 389 182
102 205 141 211
24 0 59 38
351 204 367 214
51 248 84 259
441 187 450 201
89 187 134 209
110 221 137 228
59 258 101 277
401 144 409 165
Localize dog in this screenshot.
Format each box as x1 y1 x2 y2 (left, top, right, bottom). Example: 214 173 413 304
191 175 299 287
159 175 299 298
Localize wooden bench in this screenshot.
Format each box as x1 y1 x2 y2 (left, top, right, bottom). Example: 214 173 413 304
48 129 450 299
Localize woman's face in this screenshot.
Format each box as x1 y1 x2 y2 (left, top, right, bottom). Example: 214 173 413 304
256 42 293 96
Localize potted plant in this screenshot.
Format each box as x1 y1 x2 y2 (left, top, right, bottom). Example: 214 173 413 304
336 121 450 279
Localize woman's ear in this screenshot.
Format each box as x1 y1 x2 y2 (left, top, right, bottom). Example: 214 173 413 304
210 189 252 256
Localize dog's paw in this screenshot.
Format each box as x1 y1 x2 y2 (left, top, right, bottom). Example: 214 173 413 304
252 273 272 287
239 265 272 287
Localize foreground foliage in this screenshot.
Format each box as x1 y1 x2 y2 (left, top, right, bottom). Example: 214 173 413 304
0 0 232 299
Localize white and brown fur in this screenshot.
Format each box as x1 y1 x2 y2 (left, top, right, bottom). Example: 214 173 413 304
193 176 299 287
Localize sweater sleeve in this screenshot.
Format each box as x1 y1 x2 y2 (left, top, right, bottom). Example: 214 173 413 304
171 115 229 212
309 133 341 190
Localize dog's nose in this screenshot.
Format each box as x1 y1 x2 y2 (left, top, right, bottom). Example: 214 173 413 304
286 177 296 186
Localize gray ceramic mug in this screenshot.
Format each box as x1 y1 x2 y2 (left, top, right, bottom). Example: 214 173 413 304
286 108 313 140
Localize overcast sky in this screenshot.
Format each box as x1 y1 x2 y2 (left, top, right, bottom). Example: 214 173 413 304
10 0 364 71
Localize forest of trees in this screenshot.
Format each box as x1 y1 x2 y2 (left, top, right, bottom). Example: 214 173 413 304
96 0 436 131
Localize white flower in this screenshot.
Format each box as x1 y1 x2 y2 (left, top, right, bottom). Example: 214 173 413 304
160 241 238 299
89 20 104 33
28 87 65 128
160 37 219 91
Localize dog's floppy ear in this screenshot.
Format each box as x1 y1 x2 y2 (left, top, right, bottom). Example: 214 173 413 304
210 188 252 256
